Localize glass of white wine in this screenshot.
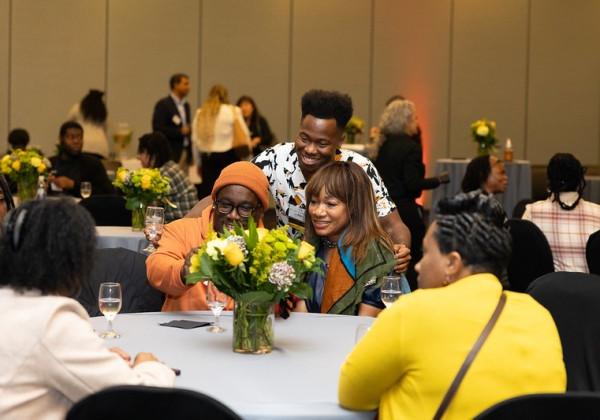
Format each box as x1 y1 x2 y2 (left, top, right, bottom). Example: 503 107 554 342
143 206 165 254
80 182 92 199
98 282 122 339
381 275 403 308
206 282 227 333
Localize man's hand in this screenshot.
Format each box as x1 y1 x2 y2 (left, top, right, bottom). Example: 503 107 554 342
143 226 162 248
49 175 75 190
393 243 411 273
180 246 202 283
133 352 160 366
181 125 191 136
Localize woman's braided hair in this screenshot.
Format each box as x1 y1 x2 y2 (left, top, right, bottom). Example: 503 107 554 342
547 153 586 211
434 191 511 282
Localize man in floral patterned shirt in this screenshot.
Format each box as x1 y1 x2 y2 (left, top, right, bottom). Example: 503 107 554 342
253 89 411 271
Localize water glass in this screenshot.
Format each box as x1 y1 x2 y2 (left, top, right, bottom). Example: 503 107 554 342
143 206 165 253
381 275 403 308
80 182 92 199
98 282 122 339
206 282 227 333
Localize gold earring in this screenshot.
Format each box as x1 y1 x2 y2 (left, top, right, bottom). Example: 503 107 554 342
442 275 451 286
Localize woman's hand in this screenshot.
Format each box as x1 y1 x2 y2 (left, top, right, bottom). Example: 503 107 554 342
393 243 411 273
132 352 160 366
109 347 131 363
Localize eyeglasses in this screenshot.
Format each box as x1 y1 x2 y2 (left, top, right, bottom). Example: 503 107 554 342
214 200 257 218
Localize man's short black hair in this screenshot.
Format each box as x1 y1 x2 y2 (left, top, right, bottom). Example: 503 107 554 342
8 128 30 149
301 89 353 130
170 73 189 90
59 121 83 139
138 132 173 168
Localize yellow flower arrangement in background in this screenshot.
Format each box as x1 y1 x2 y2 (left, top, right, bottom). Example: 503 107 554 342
112 167 171 211
470 118 498 156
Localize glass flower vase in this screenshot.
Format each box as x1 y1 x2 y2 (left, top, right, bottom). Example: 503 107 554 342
131 204 146 231
233 300 274 354
476 142 496 157
17 177 37 202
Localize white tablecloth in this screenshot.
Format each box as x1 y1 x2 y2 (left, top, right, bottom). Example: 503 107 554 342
90 312 375 420
96 226 146 252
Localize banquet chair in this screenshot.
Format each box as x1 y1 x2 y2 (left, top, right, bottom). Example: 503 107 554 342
66 385 242 420
79 194 131 226
506 219 554 292
527 272 600 391
75 247 164 316
511 198 533 219
474 392 600 419
586 230 600 275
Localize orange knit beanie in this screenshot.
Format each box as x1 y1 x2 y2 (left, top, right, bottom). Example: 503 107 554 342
211 162 270 209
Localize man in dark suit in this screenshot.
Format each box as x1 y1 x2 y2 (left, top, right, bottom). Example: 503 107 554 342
151 73 192 163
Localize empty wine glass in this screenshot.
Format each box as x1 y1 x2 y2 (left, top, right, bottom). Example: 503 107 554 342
381 275 403 308
206 282 227 333
143 206 165 254
98 282 122 338
80 182 92 199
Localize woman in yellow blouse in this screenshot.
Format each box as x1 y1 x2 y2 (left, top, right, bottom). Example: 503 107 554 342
338 191 566 419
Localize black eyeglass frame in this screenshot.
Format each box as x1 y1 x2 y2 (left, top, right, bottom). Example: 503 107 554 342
213 200 259 218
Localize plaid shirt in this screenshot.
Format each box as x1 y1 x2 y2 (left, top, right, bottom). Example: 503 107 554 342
523 192 600 272
160 161 198 223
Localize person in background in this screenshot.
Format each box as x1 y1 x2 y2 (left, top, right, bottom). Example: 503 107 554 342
137 132 198 223
295 161 400 316
152 73 192 165
523 153 600 272
236 95 275 156
374 99 449 289
146 162 269 311
0 174 15 224
192 84 249 198
461 154 508 195
339 191 565 420
49 121 114 197
252 89 411 273
0 199 174 420
7 128 30 153
67 89 109 158
370 94 422 145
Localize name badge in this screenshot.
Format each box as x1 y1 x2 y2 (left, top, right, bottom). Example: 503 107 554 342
288 204 306 234
172 115 182 125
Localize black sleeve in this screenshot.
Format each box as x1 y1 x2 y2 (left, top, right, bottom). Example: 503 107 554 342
257 116 274 148
401 143 426 196
88 158 114 195
420 176 441 190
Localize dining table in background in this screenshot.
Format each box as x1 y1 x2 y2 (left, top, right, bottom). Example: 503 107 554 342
96 226 146 252
90 311 375 420
430 158 532 218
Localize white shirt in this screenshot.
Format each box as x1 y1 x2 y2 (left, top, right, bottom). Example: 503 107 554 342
191 104 249 153
0 288 174 420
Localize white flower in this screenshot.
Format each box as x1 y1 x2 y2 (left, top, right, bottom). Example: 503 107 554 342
205 239 228 260
476 124 489 136
268 261 296 291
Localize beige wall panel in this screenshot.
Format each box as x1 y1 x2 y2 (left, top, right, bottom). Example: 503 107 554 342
0 0 8 147
107 0 199 155
449 0 528 160
527 0 600 165
10 0 106 154
290 0 371 138
372 0 452 180
200 0 290 142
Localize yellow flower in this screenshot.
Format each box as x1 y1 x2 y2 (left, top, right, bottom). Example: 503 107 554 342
11 160 21 171
141 174 152 190
476 124 489 136
189 253 201 274
223 242 244 266
297 241 315 260
117 169 128 183
37 164 46 173
1 155 10 164
256 227 269 242
30 157 41 168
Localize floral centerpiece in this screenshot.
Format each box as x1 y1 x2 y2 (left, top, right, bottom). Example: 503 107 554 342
345 116 365 144
186 219 321 354
112 167 171 230
470 118 498 156
0 149 50 201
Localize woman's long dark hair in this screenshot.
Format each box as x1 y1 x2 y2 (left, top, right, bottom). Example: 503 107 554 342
236 95 263 135
80 89 107 124
547 153 586 211
461 155 492 193
138 132 173 168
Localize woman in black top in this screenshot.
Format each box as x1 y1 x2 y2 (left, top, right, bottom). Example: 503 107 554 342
374 99 447 288
236 95 275 156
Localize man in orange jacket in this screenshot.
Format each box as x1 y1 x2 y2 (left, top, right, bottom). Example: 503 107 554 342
146 161 270 311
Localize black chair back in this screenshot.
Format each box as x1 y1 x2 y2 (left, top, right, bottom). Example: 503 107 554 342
586 230 600 275
474 392 600 419
79 194 131 226
511 198 533 219
527 272 600 392
66 385 242 420
76 247 164 316
506 218 554 292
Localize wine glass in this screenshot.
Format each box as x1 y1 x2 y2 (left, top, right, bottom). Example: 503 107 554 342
206 282 227 333
98 282 122 339
80 182 92 199
143 206 165 254
381 275 403 308
355 323 371 343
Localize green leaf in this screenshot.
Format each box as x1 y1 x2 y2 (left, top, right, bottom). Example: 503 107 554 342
239 291 273 304
246 216 258 250
291 282 313 299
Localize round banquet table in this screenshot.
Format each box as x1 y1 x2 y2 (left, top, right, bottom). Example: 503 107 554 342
89 311 375 420
96 226 146 252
